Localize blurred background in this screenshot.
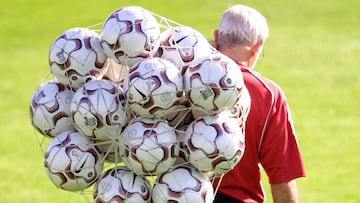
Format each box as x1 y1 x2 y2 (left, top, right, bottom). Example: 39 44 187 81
0 0 359 202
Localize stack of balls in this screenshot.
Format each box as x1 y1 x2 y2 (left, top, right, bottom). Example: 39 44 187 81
29 5 250 203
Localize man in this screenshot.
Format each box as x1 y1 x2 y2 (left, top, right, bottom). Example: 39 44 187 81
210 4 306 203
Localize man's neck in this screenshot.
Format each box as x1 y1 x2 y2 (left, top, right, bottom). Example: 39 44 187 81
219 45 254 68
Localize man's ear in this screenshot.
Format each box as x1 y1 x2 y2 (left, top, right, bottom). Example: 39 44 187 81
208 29 219 49
252 39 264 55
214 29 219 42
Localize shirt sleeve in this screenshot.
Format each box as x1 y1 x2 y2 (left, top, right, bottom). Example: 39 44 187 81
258 85 306 184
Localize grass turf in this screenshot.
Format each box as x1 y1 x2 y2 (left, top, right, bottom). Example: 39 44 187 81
0 0 359 202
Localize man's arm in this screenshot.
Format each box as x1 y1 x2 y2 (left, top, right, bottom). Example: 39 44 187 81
271 180 300 203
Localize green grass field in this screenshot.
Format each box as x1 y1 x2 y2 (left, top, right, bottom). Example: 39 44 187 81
1 0 359 202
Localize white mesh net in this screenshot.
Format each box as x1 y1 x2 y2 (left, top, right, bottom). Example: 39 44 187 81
31 5 248 203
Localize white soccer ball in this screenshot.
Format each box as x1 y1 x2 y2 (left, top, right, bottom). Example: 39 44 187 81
123 57 183 119
161 97 194 129
29 80 75 138
152 165 214 203
120 117 179 176
183 53 244 114
158 26 217 70
44 130 103 191
96 141 123 163
102 58 130 85
101 6 161 67
225 86 251 132
182 112 245 176
93 166 151 203
49 27 108 90
71 79 129 141
192 85 251 131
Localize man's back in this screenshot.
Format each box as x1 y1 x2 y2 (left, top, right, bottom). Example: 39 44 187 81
213 66 306 203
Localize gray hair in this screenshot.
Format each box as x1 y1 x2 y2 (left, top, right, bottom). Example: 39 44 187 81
217 4 269 48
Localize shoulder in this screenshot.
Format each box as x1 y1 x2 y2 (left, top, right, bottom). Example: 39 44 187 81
241 67 287 102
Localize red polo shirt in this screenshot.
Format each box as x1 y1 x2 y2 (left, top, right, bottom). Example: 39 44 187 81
213 64 306 202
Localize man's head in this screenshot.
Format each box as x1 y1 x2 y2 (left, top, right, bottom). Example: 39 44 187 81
214 4 269 68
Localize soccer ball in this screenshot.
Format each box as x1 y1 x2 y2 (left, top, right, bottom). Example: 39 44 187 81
123 57 183 119
182 112 245 176
158 25 217 70
120 117 179 176
225 86 251 132
192 85 251 129
93 166 151 203
152 165 214 203
29 80 75 138
44 130 103 191
161 96 194 129
96 141 123 163
101 6 161 67
183 53 244 114
71 79 129 141
101 58 130 85
49 27 108 90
